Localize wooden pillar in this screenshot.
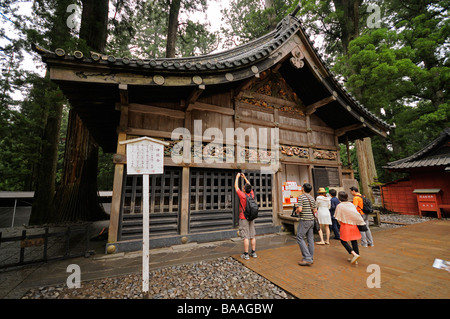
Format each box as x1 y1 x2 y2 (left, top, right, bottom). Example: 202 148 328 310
108 132 127 243
345 136 352 167
306 115 313 161
307 164 314 186
355 137 376 202
305 115 314 188
180 166 190 235
335 135 343 187
108 91 128 244
272 171 282 225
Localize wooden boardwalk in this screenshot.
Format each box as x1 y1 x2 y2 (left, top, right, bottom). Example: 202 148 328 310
234 220 450 299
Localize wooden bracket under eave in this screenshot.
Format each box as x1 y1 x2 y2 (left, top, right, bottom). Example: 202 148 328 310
335 123 365 137
305 94 337 116
184 85 205 111
119 83 128 106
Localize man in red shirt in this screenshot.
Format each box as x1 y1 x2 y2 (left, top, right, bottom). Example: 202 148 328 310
234 173 257 260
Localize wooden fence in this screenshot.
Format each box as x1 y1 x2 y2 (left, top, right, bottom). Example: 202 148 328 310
0 224 94 269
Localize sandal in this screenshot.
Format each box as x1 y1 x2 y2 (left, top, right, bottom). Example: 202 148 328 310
316 241 325 245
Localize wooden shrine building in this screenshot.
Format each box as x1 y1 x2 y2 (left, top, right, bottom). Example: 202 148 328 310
35 10 390 253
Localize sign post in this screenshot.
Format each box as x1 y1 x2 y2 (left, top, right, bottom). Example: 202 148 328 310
119 137 169 298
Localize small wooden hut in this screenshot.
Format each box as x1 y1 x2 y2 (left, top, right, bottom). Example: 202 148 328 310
382 128 450 218
35 11 390 252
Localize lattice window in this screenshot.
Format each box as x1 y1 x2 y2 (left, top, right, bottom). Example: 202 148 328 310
119 167 181 240
241 171 273 225
189 169 236 233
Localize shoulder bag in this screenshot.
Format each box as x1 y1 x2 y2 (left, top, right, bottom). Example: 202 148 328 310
306 195 320 232
357 224 368 232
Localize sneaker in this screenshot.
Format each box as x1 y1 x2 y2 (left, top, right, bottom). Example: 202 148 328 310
347 258 358 265
241 253 249 260
298 260 312 266
250 251 257 258
350 254 360 264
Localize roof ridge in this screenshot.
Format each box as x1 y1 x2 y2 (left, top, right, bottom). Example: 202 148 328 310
385 128 450 167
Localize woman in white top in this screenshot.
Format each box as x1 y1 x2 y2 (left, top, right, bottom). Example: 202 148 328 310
316 188 332 245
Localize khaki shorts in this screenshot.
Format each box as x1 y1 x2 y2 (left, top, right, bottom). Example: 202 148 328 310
239 219 256 239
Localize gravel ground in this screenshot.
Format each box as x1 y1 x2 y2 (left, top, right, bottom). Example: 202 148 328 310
21 257 294 299
376 212 449 228
20 213 448 299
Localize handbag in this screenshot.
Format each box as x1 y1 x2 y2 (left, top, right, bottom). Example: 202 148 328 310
291 204 299 217
305 195 320 232
357 224 368 232
313 216 320 232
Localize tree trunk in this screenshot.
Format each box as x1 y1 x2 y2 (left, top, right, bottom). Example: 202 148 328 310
80 0 109 53
30 77 64 225
264 0 277 31
355 138 377 202
49 111 107 222
29 0 73 225
49 0 109 223
166 0 181 58
332 0 362 55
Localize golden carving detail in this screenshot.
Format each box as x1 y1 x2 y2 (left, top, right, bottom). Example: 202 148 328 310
313 149 337 161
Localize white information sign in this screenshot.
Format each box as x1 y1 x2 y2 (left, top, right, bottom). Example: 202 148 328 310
119 137 168 298
126 139 164 175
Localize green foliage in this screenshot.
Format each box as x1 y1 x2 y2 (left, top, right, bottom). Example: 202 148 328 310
295 0 449 182
332 0 449 182
177 20 218 56
220 0 297 48
107 0 217 58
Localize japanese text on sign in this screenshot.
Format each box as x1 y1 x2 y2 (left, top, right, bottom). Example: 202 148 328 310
126 141 163 175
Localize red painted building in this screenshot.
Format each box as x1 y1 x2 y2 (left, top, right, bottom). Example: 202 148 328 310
381 128 450 218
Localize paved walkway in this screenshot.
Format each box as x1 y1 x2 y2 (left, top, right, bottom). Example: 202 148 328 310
233 220 450 299
1 220 449 299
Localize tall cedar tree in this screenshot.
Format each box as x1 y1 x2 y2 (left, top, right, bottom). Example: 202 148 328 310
29 0 73 224
166 0 182 58
49 0 110 223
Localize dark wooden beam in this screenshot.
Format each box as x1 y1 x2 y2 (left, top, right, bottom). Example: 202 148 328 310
184 85 205 111
305 94 336 115
128 103 185 119
234 76 260 100
335 123 365 137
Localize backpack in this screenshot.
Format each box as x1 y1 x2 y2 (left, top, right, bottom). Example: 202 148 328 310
357 195 373 214
243 193 259 221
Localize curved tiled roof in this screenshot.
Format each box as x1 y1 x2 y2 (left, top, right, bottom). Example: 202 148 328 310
35 15 301 74
34 7 391 138
384 128 450 170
